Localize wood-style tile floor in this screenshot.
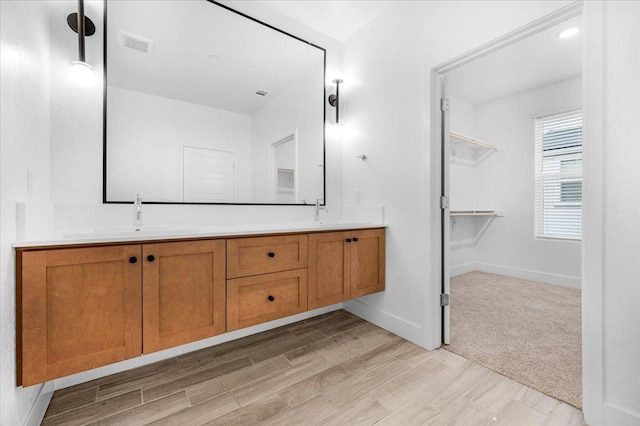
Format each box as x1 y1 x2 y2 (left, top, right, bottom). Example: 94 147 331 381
41 310 584 425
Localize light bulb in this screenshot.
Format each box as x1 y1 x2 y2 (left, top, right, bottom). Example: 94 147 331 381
558 27 580 39
70 60 94 86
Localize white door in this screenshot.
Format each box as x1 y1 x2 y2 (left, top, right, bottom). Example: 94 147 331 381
441 78 451 345
183 147 235 202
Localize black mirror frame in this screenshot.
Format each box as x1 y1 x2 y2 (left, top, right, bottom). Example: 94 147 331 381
102 0 327 206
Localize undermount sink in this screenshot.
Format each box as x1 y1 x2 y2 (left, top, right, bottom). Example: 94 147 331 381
63 226 198 239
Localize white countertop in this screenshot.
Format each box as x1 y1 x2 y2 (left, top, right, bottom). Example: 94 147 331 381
13 221 387 248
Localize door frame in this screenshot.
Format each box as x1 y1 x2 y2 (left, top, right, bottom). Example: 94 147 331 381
268 130 299 203
426 1 605 422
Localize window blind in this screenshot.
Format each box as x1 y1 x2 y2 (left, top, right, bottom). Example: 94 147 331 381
534 110 583 240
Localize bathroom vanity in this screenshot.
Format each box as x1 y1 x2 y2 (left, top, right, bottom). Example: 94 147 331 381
15 225 385 386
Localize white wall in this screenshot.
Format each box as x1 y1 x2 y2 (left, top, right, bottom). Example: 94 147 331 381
449 78 582 287
598 2 640 424
341 0 574 347
107 87 252 202
250 63 325 204
0 1 52 424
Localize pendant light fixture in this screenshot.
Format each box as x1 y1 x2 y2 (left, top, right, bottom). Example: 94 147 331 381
67 0 96 86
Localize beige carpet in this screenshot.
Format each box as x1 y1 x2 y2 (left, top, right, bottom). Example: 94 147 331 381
447 271 582 408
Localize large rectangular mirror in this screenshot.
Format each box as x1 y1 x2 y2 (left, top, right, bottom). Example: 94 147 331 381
104 1 326 204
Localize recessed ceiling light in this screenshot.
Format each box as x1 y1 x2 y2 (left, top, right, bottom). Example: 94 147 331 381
558 27 580 39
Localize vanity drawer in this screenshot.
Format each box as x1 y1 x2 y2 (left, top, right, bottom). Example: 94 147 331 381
226 269 307 331
227 234 307 278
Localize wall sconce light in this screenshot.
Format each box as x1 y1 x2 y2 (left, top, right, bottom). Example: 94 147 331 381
328 79 343 124
67 0 96 86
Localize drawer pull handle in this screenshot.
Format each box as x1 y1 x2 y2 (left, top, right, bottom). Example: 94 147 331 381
267 295 275 302
147 255 155 262
268 252 275 258
346 238 352 243
353 237 359 242
129 256 138 264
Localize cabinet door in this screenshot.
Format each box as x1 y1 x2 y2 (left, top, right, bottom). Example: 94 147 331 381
19 245 142 386
308 231 350 309
143 240 226 353
351 229 386 298
227 269 307 331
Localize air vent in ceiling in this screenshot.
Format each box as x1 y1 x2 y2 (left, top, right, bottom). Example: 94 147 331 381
118 31 153 54
256 90 269 97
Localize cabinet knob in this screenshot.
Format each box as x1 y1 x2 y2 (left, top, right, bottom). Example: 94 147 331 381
346 238 352 243
353 237 359 242
268 252 275 258
147 255 155 262
129 256 137 264
267 295 275 302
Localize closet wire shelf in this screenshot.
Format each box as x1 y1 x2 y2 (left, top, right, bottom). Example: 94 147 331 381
450 132 497 151
449 210 498 217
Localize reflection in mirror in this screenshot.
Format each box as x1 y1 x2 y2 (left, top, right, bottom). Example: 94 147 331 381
104 1 326 204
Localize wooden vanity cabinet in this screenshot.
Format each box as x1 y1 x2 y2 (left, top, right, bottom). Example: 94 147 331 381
142 240 226 354
18 245 142 386
17 227 385 385
308 228 385 309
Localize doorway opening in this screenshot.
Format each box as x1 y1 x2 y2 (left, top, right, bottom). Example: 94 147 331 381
269 132 298 203
431 2 584 409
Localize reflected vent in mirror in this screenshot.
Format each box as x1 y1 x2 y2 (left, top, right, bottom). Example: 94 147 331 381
119 31 153 54
256 90 269 97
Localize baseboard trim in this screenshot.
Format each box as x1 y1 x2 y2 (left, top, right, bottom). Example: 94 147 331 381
343 299 422 346
451 262 581 289
24 381 53 426
450 262 477 277
53 304 343 391
604 403 640 426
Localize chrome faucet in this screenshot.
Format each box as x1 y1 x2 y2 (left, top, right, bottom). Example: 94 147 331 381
314 199 328 221
134 193 143 230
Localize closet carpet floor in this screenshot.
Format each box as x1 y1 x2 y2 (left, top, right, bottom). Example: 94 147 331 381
41 310 583 425
447 271 582 409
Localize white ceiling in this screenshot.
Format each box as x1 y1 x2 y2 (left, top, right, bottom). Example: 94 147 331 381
448 15 583 106
107 1 324 115
257 1 394 43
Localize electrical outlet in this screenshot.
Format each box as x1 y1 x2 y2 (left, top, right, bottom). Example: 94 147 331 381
355 190 361 203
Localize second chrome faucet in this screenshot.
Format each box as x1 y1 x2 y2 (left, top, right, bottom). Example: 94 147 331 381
134 193 143 230
314 198 328 221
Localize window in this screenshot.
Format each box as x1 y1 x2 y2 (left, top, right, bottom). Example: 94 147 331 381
534 110 582 240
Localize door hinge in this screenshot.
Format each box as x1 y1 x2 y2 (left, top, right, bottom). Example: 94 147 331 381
440 98 449 112
440 293 450 307
440 196 449 209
